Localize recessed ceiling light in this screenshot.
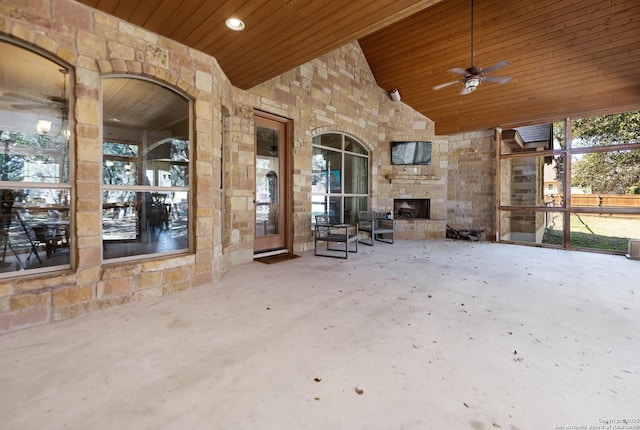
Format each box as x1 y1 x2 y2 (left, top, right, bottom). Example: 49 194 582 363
225 17 245 31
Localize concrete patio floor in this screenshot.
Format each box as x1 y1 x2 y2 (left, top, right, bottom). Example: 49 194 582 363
1 240 638 430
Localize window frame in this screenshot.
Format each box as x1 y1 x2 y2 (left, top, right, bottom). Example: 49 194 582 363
100 76 192 262
497 115 640 253
311 133 369 227
0 38 73 278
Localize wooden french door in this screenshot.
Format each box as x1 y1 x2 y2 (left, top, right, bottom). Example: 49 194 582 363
254 113 289 253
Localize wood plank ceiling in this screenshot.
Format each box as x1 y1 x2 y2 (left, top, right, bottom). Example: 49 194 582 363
75 0 442 88
360 0 640 134
76 0 640 135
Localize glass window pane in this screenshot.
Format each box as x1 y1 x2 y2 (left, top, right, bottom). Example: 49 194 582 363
311 194 327 222
344 153 367 194
312 146 341 193
102 77 190 259
1 188 71 274
1 132 70 184
142 138 189 188
345 136 366 155
344 196 367 225
102 191 189 259
314 133 342 150
311 195 341 225
103 142 139 157
311 133 369 228
327 196 341 225
0 41 71 277
569 213 638 252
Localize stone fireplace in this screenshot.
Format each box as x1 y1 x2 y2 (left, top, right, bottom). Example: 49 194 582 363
377 137 448 240
394 199 430 219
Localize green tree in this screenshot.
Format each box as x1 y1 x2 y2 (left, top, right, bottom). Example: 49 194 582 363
571 111 640 194
572 111 640 147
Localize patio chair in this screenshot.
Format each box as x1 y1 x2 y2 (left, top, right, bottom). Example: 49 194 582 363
314 215 358 259
1 192 25 268
14 210 43 264
357 211 395 245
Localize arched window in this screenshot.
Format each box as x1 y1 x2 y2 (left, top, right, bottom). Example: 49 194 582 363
0 40 71 277
311 133 369 226
101 77 190 260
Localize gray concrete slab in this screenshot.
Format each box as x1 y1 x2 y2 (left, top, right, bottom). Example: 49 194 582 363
1 240 639 430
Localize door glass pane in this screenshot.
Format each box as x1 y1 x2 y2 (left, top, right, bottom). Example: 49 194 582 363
256 126 279 238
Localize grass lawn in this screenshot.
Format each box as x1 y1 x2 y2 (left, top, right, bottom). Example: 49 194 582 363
543 214 640 251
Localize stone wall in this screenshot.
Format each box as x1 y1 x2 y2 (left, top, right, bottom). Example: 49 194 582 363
377 104 448 239
0 0 446 333
447 130 496 240
0 0 218 332
241 43 444 249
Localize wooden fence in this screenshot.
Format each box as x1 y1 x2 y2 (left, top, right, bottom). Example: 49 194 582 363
547 194 640 208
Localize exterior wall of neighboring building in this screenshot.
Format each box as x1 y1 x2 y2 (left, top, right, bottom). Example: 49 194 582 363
1 0 472 333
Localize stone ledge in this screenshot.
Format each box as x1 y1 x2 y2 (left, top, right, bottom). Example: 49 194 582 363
385 174 441 184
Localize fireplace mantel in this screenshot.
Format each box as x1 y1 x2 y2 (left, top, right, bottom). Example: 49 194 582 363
386 174 441 184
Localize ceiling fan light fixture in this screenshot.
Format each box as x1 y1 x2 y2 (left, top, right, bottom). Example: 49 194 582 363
464 77 480 92
225 17 245 31
36 119 52 135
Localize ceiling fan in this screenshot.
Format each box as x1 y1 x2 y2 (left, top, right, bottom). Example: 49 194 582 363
433 0 512 95
0 69 69 114
0 92 66 114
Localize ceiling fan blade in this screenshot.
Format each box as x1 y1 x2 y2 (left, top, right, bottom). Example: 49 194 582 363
483 75 512 84
460 86 474 95
481 60 510 74
448 67 468 76
0 96 21 103
3 92 52 104
433 80 461 91
11 103 62 114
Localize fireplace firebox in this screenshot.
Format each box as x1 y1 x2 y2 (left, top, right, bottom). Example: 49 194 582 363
394 199 430 219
